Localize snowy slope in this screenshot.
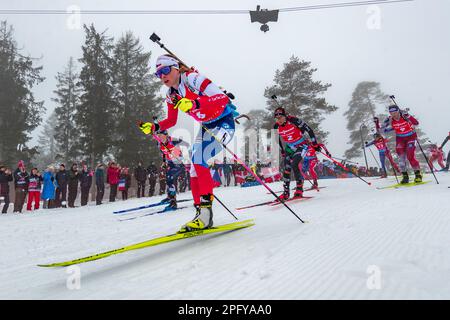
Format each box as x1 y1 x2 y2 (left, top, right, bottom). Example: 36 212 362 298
1 173 450 299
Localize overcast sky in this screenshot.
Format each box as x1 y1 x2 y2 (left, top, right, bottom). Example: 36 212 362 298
1 0 449 166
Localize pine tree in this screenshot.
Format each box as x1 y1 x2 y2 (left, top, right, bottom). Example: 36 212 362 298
263 56 337 141
33 111 58 168
111 31 162 167
75 24 115 167
0 21 45 167
344 81 389 159
52 57 80 164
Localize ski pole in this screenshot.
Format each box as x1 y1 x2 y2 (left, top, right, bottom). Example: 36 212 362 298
271 95 283 108
300 169 319 191
319 151 372 186
201 125 305 223
213 195 238 220
416 138 440 184
384 150 400 184
149 127 238 219
150 33 189 69
367 147 381 169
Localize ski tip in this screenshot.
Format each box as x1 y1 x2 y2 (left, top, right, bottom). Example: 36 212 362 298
37 263 63 268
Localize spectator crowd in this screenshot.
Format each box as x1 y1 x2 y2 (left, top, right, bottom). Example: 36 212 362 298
0 160 178 214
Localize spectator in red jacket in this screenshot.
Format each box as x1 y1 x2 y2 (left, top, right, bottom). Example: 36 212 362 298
107 161 121 202
27 168 43 211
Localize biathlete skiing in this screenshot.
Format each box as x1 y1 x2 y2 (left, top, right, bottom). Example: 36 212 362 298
301 141 331 189
139 55 238 232
365 132 400 178
382 104 422 184
154 130 188 210
273 107 321 200
427 143 446 172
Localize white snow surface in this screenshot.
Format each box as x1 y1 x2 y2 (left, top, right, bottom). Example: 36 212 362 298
1 173 450 299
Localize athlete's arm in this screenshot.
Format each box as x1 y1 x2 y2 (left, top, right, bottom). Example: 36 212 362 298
289 116 318 144
187 72 229 115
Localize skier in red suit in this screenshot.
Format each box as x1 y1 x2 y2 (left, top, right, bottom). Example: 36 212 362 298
382 105 421 184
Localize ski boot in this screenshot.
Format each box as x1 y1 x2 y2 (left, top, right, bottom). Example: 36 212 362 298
312 179 319 189
168 192 177 208
278 182 290 201
179 194 214 233
414 170 423 183
400 172 409 184
292 181 304 198
160 197 170 204
278 192 290 201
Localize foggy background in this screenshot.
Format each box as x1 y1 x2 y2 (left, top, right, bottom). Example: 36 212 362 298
1 0 449 166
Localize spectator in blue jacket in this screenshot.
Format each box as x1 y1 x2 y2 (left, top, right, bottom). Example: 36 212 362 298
41 166 58 209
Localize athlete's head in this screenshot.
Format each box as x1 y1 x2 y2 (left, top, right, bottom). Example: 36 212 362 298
274 107 287 125
373 133 382 140
155 55 181 88
388 105 401 120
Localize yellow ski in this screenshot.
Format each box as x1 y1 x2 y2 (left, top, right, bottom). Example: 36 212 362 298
377 180 431 190
38 219 255 267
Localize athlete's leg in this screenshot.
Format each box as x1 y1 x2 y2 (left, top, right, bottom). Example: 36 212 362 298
291 151 304 196
405 137 420 171
184 115 235 231
309 158 318 181
395 137 408 172
437 153 446 169
379 151 387 175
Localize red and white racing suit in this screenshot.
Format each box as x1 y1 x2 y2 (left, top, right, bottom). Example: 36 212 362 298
157 71 235 205
384 114 420 171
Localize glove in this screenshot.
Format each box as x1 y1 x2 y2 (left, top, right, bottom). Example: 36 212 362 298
364 141 368 146
312 144 322 152
281 150 286 158
174 98 195 113
224 91 235 100
138 122 156 135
